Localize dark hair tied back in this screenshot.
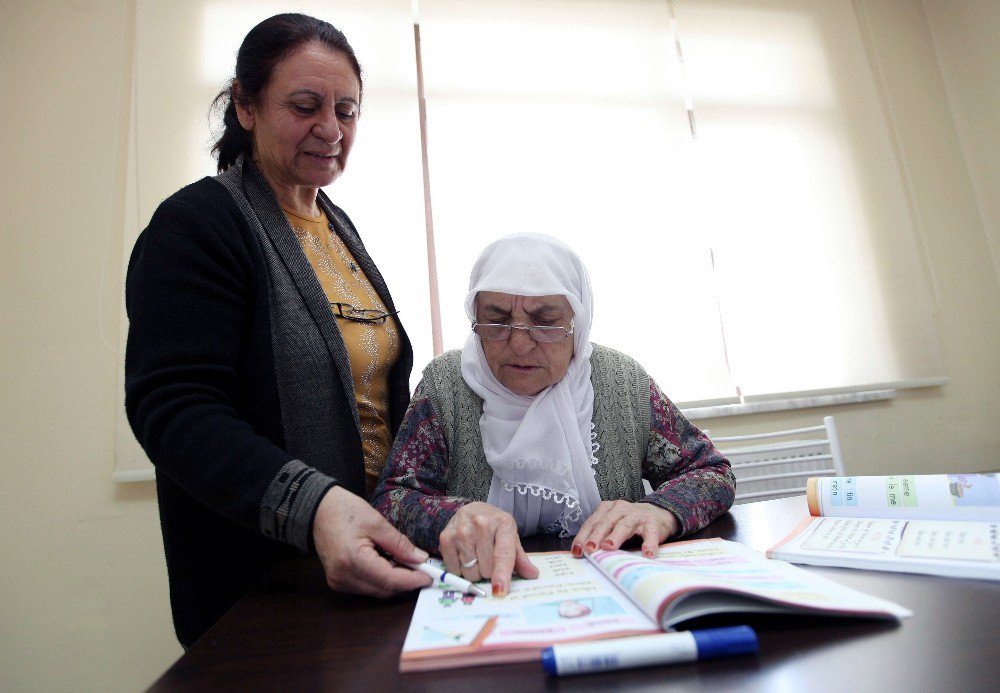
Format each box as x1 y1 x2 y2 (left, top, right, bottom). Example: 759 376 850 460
211 13 363 173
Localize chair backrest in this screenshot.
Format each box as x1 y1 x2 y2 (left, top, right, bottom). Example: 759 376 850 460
711 416 845 504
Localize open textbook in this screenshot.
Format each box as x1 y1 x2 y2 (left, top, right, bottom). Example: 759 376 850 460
399 538 910 672
768 474 1000 580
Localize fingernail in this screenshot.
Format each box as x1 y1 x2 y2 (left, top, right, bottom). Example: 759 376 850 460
602 540 614 550
571 544 582 558
413 548 429 562
643 549 654 559
584 542 597 553
492 582 507 597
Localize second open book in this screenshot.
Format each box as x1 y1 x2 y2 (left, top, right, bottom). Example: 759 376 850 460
767 474 1000 580
399 538 910 672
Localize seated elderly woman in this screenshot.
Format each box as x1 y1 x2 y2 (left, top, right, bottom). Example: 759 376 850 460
372 233 734 596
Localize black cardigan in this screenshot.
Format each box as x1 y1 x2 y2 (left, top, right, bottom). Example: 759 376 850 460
125 175 412 646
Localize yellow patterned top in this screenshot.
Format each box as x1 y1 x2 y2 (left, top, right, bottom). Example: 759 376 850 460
284 207 401 497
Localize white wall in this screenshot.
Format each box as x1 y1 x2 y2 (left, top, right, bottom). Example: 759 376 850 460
1 0 997 690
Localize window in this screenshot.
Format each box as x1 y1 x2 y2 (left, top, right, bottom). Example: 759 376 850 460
416 0 945 401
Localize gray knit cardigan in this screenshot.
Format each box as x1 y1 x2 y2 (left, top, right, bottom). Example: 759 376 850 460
423 344 651 502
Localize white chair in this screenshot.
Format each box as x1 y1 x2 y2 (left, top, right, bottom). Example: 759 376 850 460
710 416 845 504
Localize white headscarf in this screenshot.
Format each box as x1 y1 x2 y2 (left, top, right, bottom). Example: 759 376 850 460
460 233 603 536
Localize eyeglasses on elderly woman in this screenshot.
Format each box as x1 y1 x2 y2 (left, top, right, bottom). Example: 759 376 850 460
471 319 575 343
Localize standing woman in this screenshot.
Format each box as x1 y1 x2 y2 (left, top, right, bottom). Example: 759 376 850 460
125 13 429 648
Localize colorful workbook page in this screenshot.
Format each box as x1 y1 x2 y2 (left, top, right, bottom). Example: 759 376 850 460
399 552 659 672
767 516 1000 581
585 538 912 627
807 473 1000 521
399 539 910 672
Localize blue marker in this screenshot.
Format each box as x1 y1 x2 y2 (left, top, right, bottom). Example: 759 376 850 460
541 626 758 676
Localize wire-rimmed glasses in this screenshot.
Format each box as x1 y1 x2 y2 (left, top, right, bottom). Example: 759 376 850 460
330 302 399 325
472 318 575 343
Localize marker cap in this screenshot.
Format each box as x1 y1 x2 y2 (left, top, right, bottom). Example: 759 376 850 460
540 647 557 675
691 625 759 660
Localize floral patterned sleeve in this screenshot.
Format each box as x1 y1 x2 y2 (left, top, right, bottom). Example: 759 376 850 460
638 379 736 537
371 381 470 554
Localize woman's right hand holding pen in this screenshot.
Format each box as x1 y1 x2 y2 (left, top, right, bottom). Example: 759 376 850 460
439 502 539 597
312 486 434 597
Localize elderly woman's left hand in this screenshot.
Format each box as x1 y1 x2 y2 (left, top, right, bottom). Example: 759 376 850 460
572 501 681 559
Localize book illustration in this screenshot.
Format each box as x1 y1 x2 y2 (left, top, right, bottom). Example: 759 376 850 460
948 473 1000 506
536 597 623 622
438 589 479 607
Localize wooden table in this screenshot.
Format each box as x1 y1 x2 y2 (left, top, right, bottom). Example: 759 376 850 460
149 496 1000 691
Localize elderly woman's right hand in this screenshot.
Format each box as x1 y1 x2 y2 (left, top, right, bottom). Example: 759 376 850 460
439 502 540 596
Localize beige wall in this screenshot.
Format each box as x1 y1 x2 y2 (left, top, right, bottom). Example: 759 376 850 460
0 1 181 691
1 0 997 690
922 0 1000 285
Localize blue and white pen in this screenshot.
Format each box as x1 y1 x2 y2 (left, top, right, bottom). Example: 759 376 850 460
404 561 488 597
541 626 758 676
